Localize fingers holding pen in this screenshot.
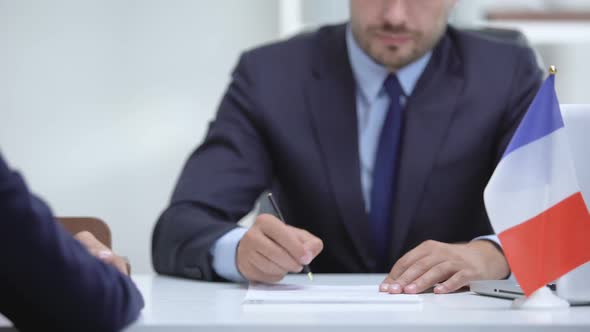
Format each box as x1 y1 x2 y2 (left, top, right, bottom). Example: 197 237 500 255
237 214 323 283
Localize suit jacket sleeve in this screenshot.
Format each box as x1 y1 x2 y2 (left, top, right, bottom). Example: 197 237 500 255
0 155 144 332
475 42 542 247
152 52 273 281
494 46 544 164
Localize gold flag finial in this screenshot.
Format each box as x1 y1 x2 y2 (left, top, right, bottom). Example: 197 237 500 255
549 65 557 75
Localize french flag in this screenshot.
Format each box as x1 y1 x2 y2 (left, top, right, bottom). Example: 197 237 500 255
484 72 590 296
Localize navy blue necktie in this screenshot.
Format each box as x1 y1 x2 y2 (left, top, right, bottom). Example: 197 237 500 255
370 74 404 271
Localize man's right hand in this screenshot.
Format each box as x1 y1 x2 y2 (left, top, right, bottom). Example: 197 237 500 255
236 214 323 283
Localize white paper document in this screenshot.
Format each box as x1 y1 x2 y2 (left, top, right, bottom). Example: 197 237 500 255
243 284 422 305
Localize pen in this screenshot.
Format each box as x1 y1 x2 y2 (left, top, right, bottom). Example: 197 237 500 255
267 192 314 281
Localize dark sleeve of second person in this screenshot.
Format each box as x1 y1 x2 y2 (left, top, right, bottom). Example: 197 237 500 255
0 154 144 332
152 52 274 281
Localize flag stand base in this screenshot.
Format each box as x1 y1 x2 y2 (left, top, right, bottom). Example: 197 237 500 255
512 286 570 309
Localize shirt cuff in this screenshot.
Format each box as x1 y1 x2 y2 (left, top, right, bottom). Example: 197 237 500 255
209 227 248 282
472 234 501 249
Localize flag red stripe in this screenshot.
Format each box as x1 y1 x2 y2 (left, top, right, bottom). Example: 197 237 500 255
499 192 590 296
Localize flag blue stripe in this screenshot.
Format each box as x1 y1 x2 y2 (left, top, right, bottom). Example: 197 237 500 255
503 75 563 158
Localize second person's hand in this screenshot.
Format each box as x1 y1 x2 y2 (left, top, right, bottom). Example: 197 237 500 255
236 213 323 283
74 231 130 276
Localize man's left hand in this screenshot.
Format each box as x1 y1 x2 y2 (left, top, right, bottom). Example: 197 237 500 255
380 240 510 294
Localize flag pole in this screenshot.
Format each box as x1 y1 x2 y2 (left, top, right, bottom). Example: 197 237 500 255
511 65 569 310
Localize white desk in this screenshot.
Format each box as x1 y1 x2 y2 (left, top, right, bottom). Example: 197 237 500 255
126 274 590 332
2 274 590 331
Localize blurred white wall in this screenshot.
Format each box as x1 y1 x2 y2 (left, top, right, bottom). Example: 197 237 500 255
0 0 278 273
453 0 590 104
302 0 349 29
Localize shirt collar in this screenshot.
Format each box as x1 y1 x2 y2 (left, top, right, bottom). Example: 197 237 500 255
346 25 432 103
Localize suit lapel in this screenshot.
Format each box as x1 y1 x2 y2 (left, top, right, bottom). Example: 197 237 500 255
305 25 374 270
304 26 466 268
389 34 465 262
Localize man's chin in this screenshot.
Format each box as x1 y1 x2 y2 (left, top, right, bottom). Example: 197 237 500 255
374 50 417 71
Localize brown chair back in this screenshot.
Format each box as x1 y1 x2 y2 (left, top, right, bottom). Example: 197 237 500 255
57 217 112 249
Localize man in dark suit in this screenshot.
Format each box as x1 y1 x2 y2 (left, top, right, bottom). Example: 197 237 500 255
0 153 144 331
152 0 542 294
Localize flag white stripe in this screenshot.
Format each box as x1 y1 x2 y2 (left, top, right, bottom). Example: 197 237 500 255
484 128 580 234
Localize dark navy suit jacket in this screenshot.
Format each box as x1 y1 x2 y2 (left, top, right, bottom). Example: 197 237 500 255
0 154 143 331
152 24 543 280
